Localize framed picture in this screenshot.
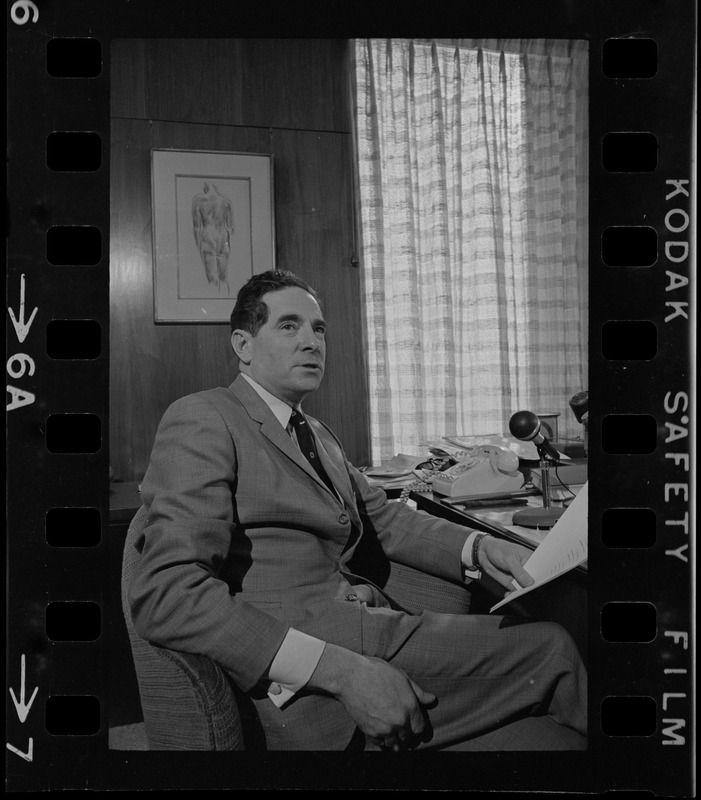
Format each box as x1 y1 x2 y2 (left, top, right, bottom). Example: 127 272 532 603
537 412 560 442
151 149 275 323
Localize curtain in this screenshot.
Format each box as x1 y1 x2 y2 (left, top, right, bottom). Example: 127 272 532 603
352 38 589 465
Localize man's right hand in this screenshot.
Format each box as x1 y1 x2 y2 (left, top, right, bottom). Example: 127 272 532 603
307 643 436 750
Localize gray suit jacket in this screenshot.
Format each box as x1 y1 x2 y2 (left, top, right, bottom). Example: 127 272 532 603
129 374 471 748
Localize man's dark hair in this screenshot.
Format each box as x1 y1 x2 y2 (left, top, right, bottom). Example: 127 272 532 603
230 269 322 334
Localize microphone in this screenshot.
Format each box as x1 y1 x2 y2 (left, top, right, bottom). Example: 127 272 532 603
569 391 588 424
509 410 561 463
509 410 565 529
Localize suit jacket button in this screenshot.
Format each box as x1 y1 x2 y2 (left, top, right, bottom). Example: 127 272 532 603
338 513 349 524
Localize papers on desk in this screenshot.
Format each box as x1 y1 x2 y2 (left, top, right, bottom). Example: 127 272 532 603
435 434 571 462
361 454 429 491
362 453 425 479
490 482 588 612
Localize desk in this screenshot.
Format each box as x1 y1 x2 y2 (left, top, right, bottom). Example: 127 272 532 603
412 491 588 664
414 490 587 572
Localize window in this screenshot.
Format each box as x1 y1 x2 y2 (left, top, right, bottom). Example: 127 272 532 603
352 39 589 463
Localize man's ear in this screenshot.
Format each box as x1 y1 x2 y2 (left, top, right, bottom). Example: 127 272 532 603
231 329 253 364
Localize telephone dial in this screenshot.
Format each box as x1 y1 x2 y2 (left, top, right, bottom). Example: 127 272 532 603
430 445 523 498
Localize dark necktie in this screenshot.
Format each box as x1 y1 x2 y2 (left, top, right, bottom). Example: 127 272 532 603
289 410 336 495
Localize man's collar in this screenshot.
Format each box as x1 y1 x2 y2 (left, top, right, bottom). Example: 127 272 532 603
239 373 297 430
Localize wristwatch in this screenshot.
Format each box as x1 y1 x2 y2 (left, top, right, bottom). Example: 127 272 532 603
471 532 492 571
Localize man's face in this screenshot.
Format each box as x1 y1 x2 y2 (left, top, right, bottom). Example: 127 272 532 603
234 287 327 405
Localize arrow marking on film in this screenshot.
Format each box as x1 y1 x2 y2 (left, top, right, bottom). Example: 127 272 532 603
6 738 34 763
8 274 38 344
9 654 39 723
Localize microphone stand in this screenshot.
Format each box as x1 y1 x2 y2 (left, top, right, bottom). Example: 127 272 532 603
512 445 565 530
539 448 555 512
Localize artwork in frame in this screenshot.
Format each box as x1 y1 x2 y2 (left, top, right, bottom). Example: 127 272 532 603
151 149 275 323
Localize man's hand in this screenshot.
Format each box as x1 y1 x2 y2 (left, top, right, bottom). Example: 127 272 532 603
477 536 535 593
307 644 436 750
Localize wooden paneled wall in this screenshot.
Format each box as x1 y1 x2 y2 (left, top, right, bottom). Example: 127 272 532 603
110 39 370 482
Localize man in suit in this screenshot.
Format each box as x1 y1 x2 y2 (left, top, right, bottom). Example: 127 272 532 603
130 269 587 751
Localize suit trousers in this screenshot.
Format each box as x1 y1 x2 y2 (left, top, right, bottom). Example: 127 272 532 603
255 606 587 751
362 609 587 751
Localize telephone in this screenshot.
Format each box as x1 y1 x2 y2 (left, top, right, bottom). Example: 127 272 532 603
430 445 524 498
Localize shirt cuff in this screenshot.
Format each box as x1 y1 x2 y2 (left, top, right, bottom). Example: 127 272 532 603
267 628 326 708
461 530 481 579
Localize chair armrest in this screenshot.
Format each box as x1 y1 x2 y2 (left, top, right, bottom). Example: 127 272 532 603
132 639 245 750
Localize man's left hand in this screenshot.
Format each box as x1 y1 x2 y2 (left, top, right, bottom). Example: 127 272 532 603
478 537 535 593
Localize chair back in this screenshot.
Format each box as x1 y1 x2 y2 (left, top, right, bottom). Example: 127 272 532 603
121 505 246 750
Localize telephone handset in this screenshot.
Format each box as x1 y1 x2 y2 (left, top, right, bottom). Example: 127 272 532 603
430 445 524 498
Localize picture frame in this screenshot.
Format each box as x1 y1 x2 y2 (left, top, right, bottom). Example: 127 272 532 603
151 149 275 323
537 412 560 442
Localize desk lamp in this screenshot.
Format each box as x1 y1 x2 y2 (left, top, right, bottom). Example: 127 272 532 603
508 410 565 529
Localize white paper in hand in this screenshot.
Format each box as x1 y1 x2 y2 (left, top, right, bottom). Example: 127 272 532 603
490 482 588 612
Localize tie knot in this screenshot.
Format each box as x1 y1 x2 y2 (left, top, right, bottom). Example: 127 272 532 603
289 409 306 430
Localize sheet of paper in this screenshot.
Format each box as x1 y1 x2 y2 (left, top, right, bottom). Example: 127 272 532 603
363 453 424 478
490 482 588 612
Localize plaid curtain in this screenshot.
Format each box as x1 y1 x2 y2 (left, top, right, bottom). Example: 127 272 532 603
352 39 589 464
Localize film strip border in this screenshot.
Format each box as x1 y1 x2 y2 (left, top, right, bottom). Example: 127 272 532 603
590 27 695 791
5 1 696 793
7 4 111 789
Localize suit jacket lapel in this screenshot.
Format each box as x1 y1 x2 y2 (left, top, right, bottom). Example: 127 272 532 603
230 375 346 503
309 419 356 511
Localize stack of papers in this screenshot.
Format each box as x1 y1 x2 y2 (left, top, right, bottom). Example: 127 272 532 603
362 454 425 479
